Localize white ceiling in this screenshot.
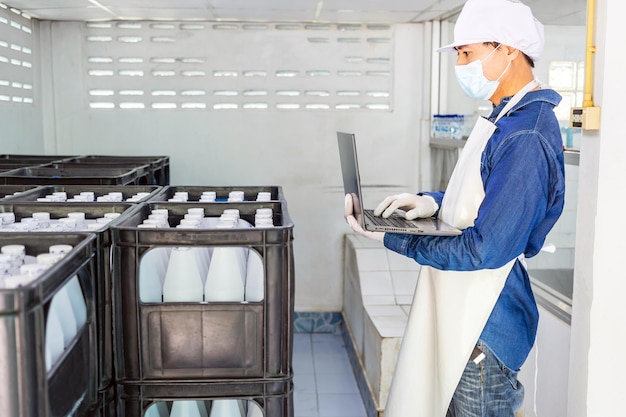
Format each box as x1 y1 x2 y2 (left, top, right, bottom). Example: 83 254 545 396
4 0 587 25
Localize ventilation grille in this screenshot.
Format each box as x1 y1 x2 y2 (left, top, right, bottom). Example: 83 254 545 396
84 22 394 111
0 4 34 104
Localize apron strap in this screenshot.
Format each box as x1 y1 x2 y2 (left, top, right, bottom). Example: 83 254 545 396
494 80 539 123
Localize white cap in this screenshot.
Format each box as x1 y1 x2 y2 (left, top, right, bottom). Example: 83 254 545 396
438 0 544 62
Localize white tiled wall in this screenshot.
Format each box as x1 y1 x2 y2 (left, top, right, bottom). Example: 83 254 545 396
343 234 420 412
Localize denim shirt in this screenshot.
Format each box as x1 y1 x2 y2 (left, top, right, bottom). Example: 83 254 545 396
384 88 565 370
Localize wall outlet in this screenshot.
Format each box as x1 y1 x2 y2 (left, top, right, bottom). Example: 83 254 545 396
570 107 601 130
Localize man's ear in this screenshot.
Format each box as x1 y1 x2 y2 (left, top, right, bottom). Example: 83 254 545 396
501 45 520 62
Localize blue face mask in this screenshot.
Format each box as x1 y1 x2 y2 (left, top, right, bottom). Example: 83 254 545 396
454 45 510 100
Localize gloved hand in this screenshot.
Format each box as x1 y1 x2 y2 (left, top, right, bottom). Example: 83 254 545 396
344 194 385 243
374 193 438 220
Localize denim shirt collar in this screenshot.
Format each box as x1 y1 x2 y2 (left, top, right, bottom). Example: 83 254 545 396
487 88 562 122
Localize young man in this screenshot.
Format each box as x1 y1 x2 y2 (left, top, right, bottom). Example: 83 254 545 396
344 0 565 415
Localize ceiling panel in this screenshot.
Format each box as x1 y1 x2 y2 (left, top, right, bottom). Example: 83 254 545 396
3 0 588 25
111 8 217 21
318 10 424 23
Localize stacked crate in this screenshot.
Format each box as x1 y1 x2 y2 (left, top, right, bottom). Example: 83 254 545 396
0 201 139 416
0 155 170 187
110 188 294 417
72 156 170 187
0 232 98 417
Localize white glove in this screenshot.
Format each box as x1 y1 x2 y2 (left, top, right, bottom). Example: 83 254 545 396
374 193 438 220
344 194 385 243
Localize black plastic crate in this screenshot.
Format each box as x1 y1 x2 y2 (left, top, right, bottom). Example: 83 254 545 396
75 156 170 186
0 163 42 173
150 185 285 203
0 154 77 164
0 202 137 393
0 167 140 186
41 163 155 186
116 379 293 417
0 233 98 417
110 201 294 383
5 184 163 203
88 384 116 417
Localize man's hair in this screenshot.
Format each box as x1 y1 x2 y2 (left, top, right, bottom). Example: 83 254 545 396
484 42 535 68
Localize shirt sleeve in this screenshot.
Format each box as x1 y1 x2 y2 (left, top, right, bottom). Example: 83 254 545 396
384 131 554 271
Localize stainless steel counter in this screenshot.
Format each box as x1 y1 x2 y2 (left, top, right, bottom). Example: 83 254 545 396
529 269 573 324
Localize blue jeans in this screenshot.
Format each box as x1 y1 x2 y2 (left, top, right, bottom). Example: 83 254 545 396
446 342 524 417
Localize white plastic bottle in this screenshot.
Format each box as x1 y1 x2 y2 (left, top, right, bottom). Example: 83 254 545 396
256 192 272 202
170 400 201 417
144 402 170 417
204 224 245 303
45 304 65 371
32 212 51 228
139 248 170 303
54 285 78 347
200 191 216 202
246 401 263 417
227 191 245 202
67 212 87 229
163 247 204 302
1 244 26 274
197 401 209 417
244 249 264 302
65 276 87 331
209 400 244 417
49 244 73 257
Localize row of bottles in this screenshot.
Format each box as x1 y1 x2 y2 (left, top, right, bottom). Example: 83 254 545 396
145 399 263 417
139 208 268 303
35 190 152 202
137 207 274 230
1 242 72 286
0 242 87 372
0 211 121 232
167 190 272 203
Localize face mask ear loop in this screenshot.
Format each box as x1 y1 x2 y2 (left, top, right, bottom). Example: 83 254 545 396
495 60 511 82
479 43 501 65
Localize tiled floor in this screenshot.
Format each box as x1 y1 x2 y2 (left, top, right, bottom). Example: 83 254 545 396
293 333 367 417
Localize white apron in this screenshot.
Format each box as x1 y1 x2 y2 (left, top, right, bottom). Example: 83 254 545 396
384 81 538 417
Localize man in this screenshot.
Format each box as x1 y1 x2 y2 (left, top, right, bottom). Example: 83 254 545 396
344 0 565 416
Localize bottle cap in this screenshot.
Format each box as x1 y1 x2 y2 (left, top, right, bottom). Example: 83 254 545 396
1 244 26 256
49 244 73 255
37 253 63 265
187 207 205 217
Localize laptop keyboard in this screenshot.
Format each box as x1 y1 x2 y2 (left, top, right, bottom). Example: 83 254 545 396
364 209 412 228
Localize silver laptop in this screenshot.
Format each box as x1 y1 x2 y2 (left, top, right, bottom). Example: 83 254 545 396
337 131 462 236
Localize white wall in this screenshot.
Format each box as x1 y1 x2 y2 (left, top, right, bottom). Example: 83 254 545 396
39 21 430 312
0 12 44 154
568 0 626 415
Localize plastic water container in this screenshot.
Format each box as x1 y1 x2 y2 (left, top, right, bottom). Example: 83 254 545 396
431 114 465 139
